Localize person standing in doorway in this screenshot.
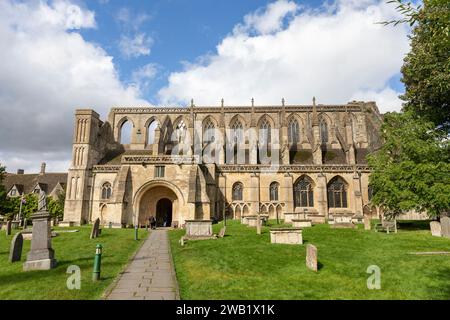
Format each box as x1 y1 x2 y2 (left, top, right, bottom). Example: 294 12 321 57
149 215 156 229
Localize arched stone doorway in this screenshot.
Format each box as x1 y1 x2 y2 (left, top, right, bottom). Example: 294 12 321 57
156 198 173 227
137 184 179 226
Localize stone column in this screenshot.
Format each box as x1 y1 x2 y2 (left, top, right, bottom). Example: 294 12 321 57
283 173 294 214
316 173 328 218
218 173 227 220
249 173 260 215
23 211 57 271
353 172 363 216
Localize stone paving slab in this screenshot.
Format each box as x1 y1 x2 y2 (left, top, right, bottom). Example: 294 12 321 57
106 229 179 300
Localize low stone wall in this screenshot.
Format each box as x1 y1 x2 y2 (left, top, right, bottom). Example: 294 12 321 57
270 228 303 245
292 219 312 228
185 220 213 238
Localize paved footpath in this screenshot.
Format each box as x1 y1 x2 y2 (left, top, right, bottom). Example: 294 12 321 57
106 229 180 300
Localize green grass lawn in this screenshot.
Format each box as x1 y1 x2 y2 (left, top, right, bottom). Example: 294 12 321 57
0 226 148 300
169 220 450 300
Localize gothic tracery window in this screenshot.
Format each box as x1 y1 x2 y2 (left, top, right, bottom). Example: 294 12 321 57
294 176 314 207
232 182 243 201
259 118 271 144
203 119 215 143
327 176 348 208
319 119 328 143
269 182 279 201
230 119 243 143
288 118 300 144
101 182 112 200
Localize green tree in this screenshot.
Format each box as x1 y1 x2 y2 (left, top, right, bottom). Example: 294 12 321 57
369 0 450 218
368 112 450 217
48 191 65 220
0 164 7 216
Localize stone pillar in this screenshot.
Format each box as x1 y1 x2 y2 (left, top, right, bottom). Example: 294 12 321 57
249 129 258 165
218 173 227 219
283 173 294 214
249 173 260 215
23 211 57 271
153 124 161 155
353 172 363 216
316 173 328 218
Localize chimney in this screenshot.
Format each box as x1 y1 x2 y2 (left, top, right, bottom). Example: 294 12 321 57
17 169 24 175
40 162 46 175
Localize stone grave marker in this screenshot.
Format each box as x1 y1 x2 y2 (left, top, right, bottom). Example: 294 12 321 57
430 221 442 237
9 232 23 262
6 221 12 236
441 216 450 239
90 218 100 239
306 244 318 272
364 216 371 231
256 215 262 235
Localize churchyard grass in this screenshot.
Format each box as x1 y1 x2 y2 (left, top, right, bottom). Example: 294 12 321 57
169 220 450 300
0 226 148 299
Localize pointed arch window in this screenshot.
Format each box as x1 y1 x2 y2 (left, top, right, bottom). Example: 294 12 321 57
147 120 158 145
230 119 243 143
203 119 215 143
101 182 112 200
294 176 314 207
288 118 300 144
269 182 279 201
232 182 243 201
319 119 328 143
175 120 187 143
259 118 271 144
327 177 348 208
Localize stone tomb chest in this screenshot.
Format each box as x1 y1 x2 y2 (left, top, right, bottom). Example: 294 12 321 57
270 228 303 245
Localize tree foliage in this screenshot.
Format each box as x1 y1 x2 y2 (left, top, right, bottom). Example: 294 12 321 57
369 0 450 218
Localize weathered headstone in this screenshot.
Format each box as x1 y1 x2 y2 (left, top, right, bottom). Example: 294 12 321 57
306 244 318 272
6 221 12 236
90 218 100 239
430 221 442 237
364 216 371 231
179 236 185 246
256 215 261 235
441 216 450 239
218 226 226 238
23 191 57 271
23 218 27 229
9 233 23 262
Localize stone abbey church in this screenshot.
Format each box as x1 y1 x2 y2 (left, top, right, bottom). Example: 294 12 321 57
62 99 383 231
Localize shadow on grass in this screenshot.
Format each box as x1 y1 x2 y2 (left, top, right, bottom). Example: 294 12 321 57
426 267 450 299
398 220 432 231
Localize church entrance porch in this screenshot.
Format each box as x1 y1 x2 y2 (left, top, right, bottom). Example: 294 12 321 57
137 183 179 227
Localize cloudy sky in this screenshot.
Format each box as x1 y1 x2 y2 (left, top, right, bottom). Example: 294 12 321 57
0 0 411 173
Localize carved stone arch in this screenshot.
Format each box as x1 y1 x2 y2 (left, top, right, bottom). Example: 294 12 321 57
257 114 275 144
228 114 247 129
318 112 332 143
115 116 135 143
202 115 219 128
144 116 159 146
327 175 349 208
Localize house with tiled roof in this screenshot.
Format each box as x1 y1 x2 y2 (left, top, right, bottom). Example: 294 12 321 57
3 163 67 200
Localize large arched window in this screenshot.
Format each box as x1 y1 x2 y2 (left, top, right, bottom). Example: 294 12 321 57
203 119 215 143
230 119 243 143
101 182 112 200
147 120 158 145
319 119 328 143
294 176 314 207
120 120 132 144
259 118 271 144
288 118 300 144
269 182 279 201
232 182 243 201
175 119 187 143
327 177 348 208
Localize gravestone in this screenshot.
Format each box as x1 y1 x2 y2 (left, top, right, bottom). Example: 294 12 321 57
256 215 261 235
364 216 371 231
6 221 12 236
179 236 185 246
23 218 27 229
441 217 450 239
9 233 23 262
218 227 226 238
430 221 442 237
306 244 318 272
23 191 57 271
90 218 100 239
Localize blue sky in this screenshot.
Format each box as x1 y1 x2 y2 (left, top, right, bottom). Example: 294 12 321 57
0 0 411 172
80 0 325 103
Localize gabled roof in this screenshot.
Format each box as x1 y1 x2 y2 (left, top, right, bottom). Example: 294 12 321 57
3 172 68 196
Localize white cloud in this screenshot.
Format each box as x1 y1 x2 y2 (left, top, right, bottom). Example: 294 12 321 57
118 33 153 58
158 0 410 113
0 0 150 173
131 63 159 90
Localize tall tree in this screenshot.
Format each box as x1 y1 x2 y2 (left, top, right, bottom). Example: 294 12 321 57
369 0 450 218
